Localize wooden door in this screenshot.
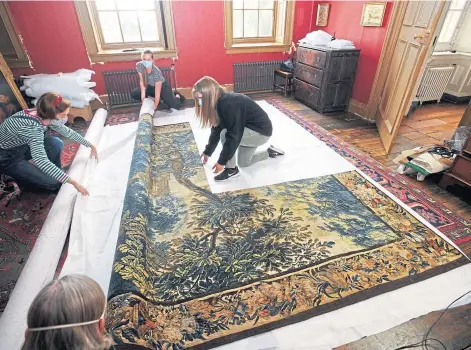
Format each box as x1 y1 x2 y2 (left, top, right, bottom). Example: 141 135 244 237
376 1 444 152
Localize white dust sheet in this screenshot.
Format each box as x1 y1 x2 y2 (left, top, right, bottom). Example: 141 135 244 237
59 121 138 296
59 100 471 350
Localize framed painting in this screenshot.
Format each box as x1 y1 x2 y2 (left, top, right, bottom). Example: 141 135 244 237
317 4 330 27
0 52 26 123
361 2 387 27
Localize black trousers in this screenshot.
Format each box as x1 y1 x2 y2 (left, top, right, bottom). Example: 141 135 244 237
131 81 182 110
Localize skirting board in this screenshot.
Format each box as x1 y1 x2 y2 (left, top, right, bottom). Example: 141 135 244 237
90 84 235 110
348 99 369 119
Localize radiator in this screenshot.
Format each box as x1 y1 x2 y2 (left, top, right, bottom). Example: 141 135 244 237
102 67 175 109
416 66 455 104
233 61 283 93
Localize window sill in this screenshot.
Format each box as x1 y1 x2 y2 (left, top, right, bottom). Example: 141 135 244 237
5 59 31 69
89 48 178 63
226 43 290 54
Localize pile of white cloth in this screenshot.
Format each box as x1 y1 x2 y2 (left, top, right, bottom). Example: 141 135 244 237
299 30 333 46
327 39 356 49
21 69 101 109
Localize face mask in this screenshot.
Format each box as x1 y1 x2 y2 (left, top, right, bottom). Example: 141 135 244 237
52 118 67 126
198 97 203 107
142 60 152 68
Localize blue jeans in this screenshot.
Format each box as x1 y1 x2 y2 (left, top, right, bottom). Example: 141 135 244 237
0 136 64 191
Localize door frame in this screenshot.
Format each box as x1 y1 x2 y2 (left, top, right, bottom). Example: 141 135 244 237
365 1 448 124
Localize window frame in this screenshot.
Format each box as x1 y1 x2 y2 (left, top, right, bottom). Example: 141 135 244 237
0 2 31 68
74 0 177 63
435 1 470 52
224 0 295 54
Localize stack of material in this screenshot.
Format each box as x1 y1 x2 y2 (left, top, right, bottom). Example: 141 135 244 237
299 30 333 46
327 39 356 49
20 69 101 108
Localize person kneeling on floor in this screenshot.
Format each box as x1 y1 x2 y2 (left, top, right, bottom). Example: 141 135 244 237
0 92 95 195
22 274 111 350
193 76 284 181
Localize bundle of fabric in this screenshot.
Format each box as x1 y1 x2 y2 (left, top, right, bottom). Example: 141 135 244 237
20 69 101 109
299 30 333 46
394 146 456 181
327 39 356 49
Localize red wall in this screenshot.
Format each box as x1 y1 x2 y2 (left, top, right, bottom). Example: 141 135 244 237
8 1 313 95
310 1 392 104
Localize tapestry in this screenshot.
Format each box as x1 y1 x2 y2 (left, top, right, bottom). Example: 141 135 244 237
106 115 465 349
266 99 471 246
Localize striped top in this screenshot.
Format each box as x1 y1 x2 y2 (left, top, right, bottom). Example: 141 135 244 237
0 109 92 183
136 62 165 86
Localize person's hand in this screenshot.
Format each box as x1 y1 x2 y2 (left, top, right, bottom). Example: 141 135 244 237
212 163 224 174
90 144 99 162
141 91 145 102
201 153 209 165
68 179 89 196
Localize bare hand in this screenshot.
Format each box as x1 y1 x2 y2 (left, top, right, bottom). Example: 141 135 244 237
201 153 209 165
90 144 99 162
212 163 224 174
69 179 89 196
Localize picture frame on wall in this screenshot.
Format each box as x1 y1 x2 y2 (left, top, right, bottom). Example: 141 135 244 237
316 4 330 27
361 2 387 27
0 52 27 123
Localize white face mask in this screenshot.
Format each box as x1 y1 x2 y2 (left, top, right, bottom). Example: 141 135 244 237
198 97 203 107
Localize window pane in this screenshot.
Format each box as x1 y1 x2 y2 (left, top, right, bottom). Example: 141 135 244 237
119 11 141 42
233 0 243 10
95 0 115 11
450 0 466 10
98 12 123 43
243 0 258 10
438 11 461 43
138 0 155 10
259 0 274 10
259 10 273 37
244 9 258 37
138 11 159 41
233 10 243 38
116 0 137 10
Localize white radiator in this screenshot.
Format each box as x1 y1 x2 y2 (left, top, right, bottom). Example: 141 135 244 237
416 66 455 103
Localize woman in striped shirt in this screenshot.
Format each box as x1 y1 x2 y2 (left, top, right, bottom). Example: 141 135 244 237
0 93 97 195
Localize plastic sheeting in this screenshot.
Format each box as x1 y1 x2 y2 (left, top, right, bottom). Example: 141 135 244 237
0 109 108 350
21 69 100 108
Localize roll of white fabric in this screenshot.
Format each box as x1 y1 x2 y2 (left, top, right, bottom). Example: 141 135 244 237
140 97 155 115
0 108 108 350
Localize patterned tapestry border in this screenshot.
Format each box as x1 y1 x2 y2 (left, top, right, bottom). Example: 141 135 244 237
266 99 471 245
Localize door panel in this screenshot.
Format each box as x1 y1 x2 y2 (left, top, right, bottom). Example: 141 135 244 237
376 1 444 152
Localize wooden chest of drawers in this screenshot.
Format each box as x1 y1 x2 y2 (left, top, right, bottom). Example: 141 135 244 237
293 45 360 113
440 133 471 190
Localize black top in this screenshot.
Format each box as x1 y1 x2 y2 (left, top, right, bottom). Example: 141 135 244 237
203 92 273 166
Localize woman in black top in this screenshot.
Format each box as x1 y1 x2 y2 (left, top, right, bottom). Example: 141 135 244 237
192 76 284 181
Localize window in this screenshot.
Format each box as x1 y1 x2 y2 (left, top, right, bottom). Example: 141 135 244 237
435 0 469 52
74 0 177 63
0 2 30 68
224 0 295 54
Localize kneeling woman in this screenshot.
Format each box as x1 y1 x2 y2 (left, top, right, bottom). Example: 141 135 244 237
193 76 284 181
0 93 95 195
131 50 184 111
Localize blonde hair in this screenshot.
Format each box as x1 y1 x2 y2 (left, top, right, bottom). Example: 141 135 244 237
192 76 224 128
22 275 111 350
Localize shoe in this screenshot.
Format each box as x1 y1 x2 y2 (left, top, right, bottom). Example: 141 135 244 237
267 145 285 158
214 166 240 181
